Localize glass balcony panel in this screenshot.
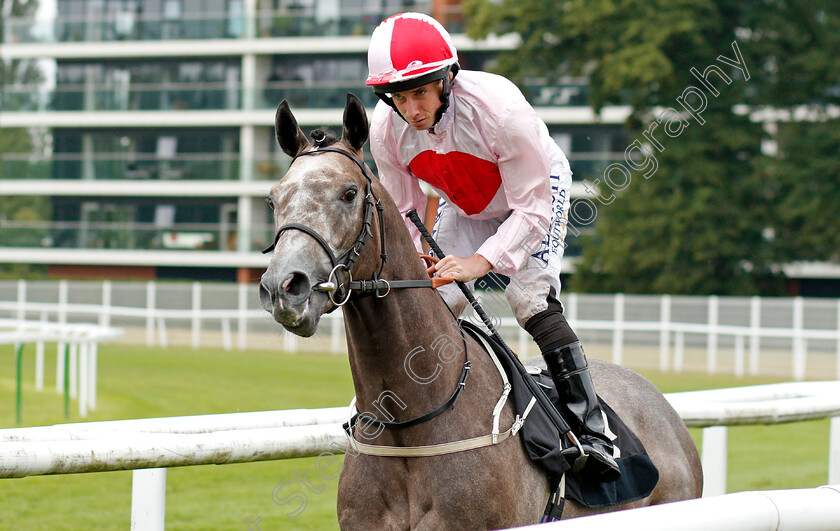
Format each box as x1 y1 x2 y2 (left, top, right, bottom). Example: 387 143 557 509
4 2 435 43
1 155 606 181
258 82 378 109
0 217 579 255
1 154 243 180
7 82 594 113
522 80 592 107
567 156 624 184
41 84 241 111
0 220 239 251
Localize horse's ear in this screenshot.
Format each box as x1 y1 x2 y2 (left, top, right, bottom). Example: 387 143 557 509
341 93 369 153
275 100 310 157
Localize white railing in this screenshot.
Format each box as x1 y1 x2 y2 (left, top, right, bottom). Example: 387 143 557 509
2 280 839 380
1 382 839 530
511 485 840 531
0 318 123 419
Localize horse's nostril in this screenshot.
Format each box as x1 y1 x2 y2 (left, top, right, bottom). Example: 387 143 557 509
282 271 311 299
259 278 276 312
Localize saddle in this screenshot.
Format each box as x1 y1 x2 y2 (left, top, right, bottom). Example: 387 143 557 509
459 320 660 514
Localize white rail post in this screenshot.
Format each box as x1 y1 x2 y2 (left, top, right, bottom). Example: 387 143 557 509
793 296 805 381
191 282 202 349
238 282 248 351
16 278 26 321
56 280 69 393
518 326 529 357
674 331 684 373
222 318 232 351
659 295 671 371
58 279 68 326
567 292 578 324
734 335 745 378
612 293 624 365
100 280 112 328
284 330 298 353
331 313 342 354
89 342 98 410
131 468 167 531
707 295 719 374
35 313 46 391
56 342 66 394
157 316 169 349
701 426 727 497
35 340 45 391
749 296 761 376
68 342 78 399
830 417 840 485
146 281 156 347
79 342 88 417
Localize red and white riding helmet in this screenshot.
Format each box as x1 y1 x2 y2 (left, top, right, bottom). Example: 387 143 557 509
366 12 459 94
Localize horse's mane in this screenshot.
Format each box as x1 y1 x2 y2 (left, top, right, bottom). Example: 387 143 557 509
309 128 339 148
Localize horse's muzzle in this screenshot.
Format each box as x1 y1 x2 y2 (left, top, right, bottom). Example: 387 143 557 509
260 270 312 320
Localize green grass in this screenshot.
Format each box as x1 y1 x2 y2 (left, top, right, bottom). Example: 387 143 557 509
0 343 833 530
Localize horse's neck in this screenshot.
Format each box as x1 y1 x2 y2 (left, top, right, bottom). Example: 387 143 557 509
342 282 467 423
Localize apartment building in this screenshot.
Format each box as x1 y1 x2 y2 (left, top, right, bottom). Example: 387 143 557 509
0 0 629 282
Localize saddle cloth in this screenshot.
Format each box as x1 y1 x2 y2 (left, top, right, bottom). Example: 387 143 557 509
460 320 659 508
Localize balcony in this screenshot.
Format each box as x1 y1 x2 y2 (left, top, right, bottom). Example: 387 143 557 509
0 82 384 113
0 153 249 181
2 80 592 113
1 151 618 184
0 218 585 258
0 219 276 253
2 4 434 44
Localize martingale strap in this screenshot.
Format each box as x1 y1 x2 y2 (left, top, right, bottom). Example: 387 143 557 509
344 321 537 458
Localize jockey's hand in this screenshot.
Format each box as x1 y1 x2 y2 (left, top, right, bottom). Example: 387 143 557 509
429 254 492 282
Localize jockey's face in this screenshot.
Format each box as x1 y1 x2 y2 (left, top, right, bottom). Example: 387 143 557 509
391 79 444 131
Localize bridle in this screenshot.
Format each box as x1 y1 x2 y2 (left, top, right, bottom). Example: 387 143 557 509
262 145 389 306
263 145 450 305
262 143 471 432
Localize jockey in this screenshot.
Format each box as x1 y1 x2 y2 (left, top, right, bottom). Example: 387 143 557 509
366 13 620 481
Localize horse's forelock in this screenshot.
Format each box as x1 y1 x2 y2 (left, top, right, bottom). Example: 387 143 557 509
309 128 339 148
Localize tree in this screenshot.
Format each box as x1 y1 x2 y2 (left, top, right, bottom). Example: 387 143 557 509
766 119 840 263
465 0 840 294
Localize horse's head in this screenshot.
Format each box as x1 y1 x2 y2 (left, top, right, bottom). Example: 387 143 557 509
260 93 376 336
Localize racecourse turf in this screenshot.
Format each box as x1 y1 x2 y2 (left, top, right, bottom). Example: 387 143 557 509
0 342 831 530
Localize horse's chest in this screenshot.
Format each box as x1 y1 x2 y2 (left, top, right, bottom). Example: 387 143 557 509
337 455 485 530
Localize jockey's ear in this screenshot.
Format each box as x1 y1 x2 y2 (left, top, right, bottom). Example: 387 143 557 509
341 93 369 154
275 100 310 157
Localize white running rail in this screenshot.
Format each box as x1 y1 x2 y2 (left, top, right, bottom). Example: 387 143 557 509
2 382 840 529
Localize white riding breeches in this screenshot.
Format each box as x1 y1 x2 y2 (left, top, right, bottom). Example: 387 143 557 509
431 173 571 327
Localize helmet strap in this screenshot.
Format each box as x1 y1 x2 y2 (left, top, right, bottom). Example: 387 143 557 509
432 64 459 127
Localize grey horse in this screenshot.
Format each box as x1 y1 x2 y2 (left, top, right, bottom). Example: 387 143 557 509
260 93 703 529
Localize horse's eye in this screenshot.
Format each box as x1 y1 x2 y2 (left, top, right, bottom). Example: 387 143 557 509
341 188 357 203
266 197 275 210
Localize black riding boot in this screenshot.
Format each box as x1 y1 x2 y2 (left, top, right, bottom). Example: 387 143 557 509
524 296 620 482
543 341 621 482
